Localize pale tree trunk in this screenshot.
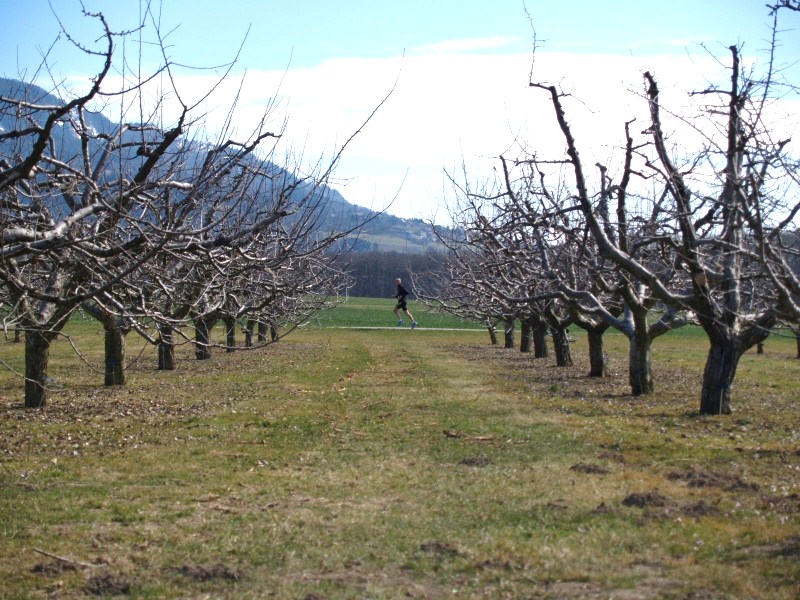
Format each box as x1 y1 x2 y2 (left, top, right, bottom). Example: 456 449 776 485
485 319 498 345
258 321 267 343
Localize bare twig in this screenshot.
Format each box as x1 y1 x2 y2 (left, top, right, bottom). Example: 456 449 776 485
32 547 97 569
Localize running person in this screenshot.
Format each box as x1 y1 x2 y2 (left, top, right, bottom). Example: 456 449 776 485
393 278 418 329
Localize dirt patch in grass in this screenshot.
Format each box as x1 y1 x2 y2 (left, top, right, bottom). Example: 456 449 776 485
169 563 243 582
419 540 462 558
621 491 670 508
543 576 696 600
734 535 800 559
758 493 800 514
30 561 79 575
83 572 133 596
667 467 760 491
681 500 721 518
458 455 492 467
571 462 611 475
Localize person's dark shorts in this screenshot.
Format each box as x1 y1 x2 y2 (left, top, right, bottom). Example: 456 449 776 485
395 299 407 310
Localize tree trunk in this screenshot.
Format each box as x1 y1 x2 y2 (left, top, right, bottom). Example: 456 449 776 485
269 319 279 342
224 315 236 352
486 319 498 345
586 329 607 377
244 319 255 348
24 330 51 408
520 318 532 353
794 327 800 359
699 339 743 415
258 321 267 343
533 322 549 358
552 326 573 367
503 316 515 349
628 331 654 396
157 324 176 370
194 317 212 360
104 323 126 386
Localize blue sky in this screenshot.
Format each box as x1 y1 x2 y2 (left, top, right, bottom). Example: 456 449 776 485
2 1 797 223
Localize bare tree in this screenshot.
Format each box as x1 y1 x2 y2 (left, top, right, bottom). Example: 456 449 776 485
524 11 799 413
0 8 383 406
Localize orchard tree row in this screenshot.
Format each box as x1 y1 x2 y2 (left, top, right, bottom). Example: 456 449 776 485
0 9 375 408
415 3 800 415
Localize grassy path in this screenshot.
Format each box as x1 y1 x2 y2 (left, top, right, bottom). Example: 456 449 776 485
1 326 798 598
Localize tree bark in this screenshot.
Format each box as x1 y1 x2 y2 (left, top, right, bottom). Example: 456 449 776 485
486 319 498 345
194 317 212 360
794 327 800 359
103 323 126 386
533 322 549 358
520 318 532 353
157 324 176 370
24 330 51 408
244 319 255 348
628 331 654 396
699 339 743 415
552 325 573 367
269 319 279 342
586 329 607 377
223 315 236 352
257 321 267 343
503 316 515 349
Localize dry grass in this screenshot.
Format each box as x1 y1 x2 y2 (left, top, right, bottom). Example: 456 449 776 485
0 322 798 599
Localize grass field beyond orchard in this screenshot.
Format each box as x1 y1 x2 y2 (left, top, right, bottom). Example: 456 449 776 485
0 299 798 599
307 296 486 329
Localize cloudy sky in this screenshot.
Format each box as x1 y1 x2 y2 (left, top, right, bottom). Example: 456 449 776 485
2 0 797 223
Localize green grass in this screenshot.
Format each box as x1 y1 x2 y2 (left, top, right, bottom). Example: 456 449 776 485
307 296 485 329
0 300 798 598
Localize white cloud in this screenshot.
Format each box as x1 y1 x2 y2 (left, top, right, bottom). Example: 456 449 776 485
74 46 799 225
410 36 523 55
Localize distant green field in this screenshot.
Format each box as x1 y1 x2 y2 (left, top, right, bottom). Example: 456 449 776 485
306 296 485 330
307 297 799 343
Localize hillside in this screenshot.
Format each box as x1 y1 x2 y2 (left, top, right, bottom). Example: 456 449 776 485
0 78 451 254
326 199 448 254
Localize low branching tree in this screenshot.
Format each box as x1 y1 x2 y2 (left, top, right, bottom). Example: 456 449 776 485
524 8 799 413
0 7 383 405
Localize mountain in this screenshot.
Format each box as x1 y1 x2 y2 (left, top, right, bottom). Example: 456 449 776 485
0 78 451 254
